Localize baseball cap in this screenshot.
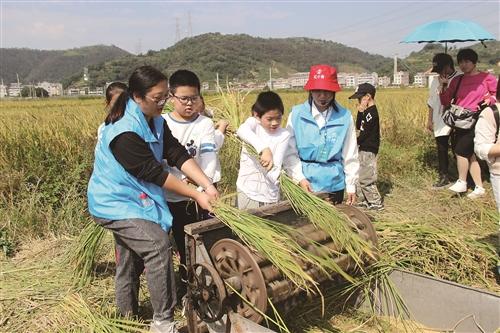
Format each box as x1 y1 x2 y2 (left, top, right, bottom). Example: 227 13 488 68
431 53 453 73
348 83 376 99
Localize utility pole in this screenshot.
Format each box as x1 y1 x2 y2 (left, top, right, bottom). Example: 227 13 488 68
269 67 273 90
188 11 193 37
393 54 398 85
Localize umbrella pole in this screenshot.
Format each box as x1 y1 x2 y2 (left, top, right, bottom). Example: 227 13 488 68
445 42 448 53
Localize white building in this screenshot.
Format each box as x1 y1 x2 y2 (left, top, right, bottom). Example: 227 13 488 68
37 82 63 96
357 72 379 86
269 78 291 90
378 76 391 87
0 84 7 98
393 71 410 86
289 72 309 88
344 74 357 88
67 88 80 96
8 83 22 97
413 73 427 87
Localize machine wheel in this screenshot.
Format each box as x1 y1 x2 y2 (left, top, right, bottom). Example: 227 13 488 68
189 262 227 323
210 238 268 323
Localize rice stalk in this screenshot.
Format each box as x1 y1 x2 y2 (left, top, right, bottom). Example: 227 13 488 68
225 282 291 333
376 221 498 291
213 201 324 293
54 293 149 332
213 84 252 131
333 261 418 333
64 221 107 287
280 173 376 269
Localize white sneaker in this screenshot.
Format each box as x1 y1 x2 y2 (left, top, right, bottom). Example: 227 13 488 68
150 320 179 333
449 180 467 193
467 186 485 199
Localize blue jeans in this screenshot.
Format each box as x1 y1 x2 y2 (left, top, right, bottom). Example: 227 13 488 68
94 217 177 321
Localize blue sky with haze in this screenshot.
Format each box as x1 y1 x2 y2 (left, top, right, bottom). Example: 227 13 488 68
1 1 498 57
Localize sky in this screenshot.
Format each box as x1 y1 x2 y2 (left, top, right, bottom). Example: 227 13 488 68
1 0 498 58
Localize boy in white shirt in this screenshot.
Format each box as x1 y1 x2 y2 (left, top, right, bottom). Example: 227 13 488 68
236 91 291 209
162 70 216 297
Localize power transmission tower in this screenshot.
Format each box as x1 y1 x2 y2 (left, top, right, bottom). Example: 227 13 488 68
188 11 193 37
176 17 181 41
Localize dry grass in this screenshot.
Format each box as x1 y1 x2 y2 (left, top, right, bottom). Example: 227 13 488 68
1 90 498 332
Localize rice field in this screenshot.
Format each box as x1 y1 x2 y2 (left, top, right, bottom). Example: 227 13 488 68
0 89 498 332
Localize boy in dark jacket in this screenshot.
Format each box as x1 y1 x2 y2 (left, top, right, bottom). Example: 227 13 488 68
349 83 383 210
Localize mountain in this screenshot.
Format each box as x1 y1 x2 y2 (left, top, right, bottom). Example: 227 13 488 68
401 41 499 74
0 45 130 85
80 33 395 87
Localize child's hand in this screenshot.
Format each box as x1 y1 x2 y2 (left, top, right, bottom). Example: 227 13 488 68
216 120 229 134
299 179 313 192
345 192 356 205
259 148 274 171
426 120 433 133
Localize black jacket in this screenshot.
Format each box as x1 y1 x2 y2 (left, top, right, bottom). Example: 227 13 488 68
356 105 380 154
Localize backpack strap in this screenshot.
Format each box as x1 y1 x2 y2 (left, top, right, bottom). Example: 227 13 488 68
491 104 499 143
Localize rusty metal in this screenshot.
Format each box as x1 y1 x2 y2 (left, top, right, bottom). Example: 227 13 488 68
184 200 378 332
210 238 268 323
189 263 227 323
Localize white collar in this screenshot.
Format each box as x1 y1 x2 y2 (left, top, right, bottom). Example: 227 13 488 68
311 102 333 120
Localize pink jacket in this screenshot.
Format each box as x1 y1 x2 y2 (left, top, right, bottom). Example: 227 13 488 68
440 72 497 111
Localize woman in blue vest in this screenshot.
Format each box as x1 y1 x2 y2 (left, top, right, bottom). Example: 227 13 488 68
88 66 218 333
285 64 359 205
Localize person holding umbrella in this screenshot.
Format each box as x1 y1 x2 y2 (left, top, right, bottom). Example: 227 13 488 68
439 48 497 198
427 53 461 188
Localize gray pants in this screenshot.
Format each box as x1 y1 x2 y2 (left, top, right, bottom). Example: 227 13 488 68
356 151 383 205
94 217 176 322
237 191 272 210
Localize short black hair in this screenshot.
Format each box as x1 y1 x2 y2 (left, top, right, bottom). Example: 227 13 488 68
169 69 201 93
252 91 284 117
457 48 478 64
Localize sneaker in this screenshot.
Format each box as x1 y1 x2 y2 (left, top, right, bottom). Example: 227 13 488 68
367 204 384 211
449 179 467 193
432 175 450 189
150 320 179 333
467 186 485 199
355 201 369 209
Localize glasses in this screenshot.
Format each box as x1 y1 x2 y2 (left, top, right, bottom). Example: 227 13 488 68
145 95 168 107
172 94 201 105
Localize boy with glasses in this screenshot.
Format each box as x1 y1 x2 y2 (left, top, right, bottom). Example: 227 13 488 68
162 69 217 299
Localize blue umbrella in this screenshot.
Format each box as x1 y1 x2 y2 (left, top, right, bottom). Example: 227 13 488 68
401 20 496 52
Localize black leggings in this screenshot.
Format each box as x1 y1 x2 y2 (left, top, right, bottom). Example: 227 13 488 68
435 135 451 176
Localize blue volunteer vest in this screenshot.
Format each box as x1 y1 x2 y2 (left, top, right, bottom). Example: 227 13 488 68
290 101 351 193
87 99 173 231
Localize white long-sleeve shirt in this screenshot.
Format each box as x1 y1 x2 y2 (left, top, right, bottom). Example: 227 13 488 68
163 113 217 202
284 102 359 193
236 117 291 203
474 103 500 176
212 129 225 183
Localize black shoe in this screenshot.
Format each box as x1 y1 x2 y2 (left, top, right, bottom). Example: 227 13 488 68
432 176 450 189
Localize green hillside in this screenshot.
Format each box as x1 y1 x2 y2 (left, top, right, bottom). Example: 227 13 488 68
0 45 130 85
83 33 395 87
401 41 499 74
